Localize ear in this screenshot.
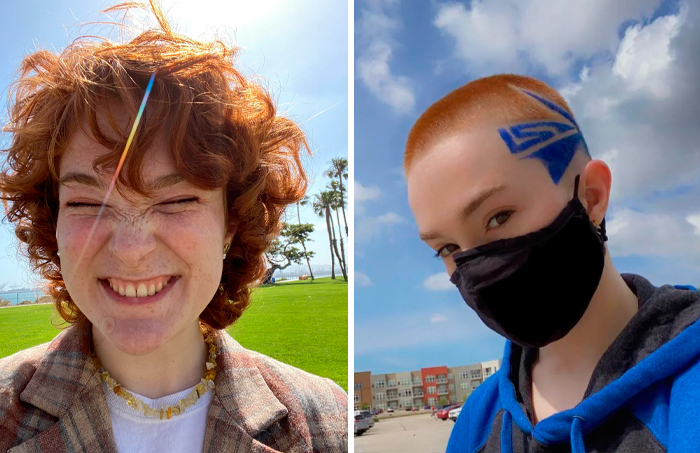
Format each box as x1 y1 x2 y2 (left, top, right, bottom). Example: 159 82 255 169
580 159 611 224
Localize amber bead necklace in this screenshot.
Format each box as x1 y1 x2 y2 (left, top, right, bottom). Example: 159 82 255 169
90 324 217 420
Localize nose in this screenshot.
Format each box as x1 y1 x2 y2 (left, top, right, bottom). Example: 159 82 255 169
108 218 157 268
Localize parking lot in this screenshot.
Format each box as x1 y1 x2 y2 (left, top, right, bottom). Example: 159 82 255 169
354 413 454 453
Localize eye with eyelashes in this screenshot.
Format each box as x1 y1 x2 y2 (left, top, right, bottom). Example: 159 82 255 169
433 209 515 258
64 197 199 211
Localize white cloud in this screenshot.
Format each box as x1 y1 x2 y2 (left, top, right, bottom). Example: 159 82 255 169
356 0 415 113
423 273 454 292
434 0 662 77
377 212 403 225
607 208 700 258
355 271 373 287
355 182 382 203
686 214 700 237
430 314 447 324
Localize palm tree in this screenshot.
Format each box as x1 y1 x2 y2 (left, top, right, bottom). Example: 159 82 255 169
313 192 335 280
313 191 347 281
295 195 314 280
325 157 348 235
328 181 347 274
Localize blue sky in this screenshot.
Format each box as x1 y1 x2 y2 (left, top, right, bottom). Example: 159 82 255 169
354 0 700 374
0 0 347 289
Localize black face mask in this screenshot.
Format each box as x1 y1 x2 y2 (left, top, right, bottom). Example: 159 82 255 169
449 175 607 349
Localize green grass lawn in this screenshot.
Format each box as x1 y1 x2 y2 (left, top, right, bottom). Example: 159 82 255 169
0 277 348 391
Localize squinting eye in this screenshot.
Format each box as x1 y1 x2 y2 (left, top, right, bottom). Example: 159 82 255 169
487 210 514 230
435 244 460 258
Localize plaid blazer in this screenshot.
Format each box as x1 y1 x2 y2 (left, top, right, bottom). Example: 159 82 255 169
0 322 348 452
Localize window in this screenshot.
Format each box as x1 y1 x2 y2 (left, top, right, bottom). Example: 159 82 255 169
400 378 411 386
449 383 455 391
354 382 362 390
427 386 437 394
354 394 360 403
448 373 454 381
387 380 396 387
400 389 412 397
470 369 481 379
461 382 470 390
426 375 436 383
428 398 437 406
437 374 447 384
374 381 385 388
461 371 469 379
484 367 492 377
373 392 385 400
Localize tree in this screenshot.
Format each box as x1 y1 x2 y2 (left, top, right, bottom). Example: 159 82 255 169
295 195 314 281
328 180 347 275
325 157 348 235
438 397 448 406
313 191 347 281
264 224 315 283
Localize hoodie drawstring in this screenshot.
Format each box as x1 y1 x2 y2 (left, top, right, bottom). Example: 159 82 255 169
501 411 513 453
570 416 586 453
500 412 587 453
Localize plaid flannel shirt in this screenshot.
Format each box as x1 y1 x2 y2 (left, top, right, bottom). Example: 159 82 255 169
0 321 348 452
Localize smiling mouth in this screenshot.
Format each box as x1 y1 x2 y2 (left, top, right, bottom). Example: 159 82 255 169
98 276 177 298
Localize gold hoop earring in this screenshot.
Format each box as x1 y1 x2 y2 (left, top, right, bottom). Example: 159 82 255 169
223 243 230 260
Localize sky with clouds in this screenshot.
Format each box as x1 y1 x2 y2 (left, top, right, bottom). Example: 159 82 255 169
354 0 700 374
0 0 347 289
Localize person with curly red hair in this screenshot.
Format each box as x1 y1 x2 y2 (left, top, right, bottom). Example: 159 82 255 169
0 2 348 452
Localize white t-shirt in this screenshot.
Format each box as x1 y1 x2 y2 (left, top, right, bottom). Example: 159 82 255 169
102 380 213 453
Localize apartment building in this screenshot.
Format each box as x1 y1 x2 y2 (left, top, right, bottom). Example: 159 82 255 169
354 371 372 411
355 359 501 411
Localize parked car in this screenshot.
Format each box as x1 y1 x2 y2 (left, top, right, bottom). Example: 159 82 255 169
412 407 420 411
387 407 395 413
437 404 462 420
449 406 463 422
355 414 370 436
359 410 375 428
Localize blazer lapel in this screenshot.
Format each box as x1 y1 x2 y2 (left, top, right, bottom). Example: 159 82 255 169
203 331 311 453
10 322 118 453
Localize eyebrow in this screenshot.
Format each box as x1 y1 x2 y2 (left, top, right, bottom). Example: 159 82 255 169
418 184 508 241
59 172 185 191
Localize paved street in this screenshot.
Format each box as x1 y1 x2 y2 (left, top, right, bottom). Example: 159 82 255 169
354 413 454 453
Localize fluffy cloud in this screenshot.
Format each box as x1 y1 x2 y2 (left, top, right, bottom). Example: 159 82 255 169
423 272 454 291
607 208 700 258
434 0 662 76
356 0 415 113
355 271 374 287
355 181 405 243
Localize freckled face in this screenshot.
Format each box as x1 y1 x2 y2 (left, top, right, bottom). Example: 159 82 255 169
407 127 572 275
56 111 230 356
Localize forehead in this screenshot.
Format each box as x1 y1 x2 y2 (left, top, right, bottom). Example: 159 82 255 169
406 127 555 228
59 105 174 179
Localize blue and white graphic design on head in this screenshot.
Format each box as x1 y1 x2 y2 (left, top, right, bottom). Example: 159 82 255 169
498 89 590 184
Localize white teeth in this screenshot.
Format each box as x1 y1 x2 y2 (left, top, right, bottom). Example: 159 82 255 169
148 284 156 296
125 284 136 298
137 284 148 297
156 282 163 292
118 285 126 296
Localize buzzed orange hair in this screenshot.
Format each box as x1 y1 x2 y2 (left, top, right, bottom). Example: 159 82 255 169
405 74 577 171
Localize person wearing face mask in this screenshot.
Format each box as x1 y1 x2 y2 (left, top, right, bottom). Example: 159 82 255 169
406 74 700 453
0 2 347 452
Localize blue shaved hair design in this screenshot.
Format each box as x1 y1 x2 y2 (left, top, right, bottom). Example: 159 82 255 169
498 89 590 184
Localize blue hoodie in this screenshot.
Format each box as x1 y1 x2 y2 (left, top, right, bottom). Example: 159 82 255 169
446 274 700 453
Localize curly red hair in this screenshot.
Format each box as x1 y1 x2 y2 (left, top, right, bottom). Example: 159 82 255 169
0 1 308 330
